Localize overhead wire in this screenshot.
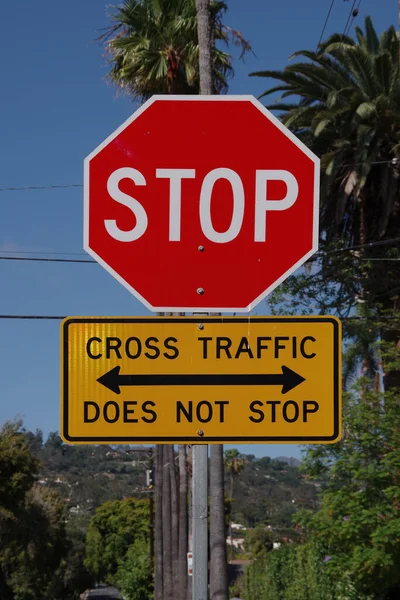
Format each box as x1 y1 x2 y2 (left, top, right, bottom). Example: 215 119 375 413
317 0 337 49
0 237 399 265
0 314 397 321
1 157 397 196
0 250 86 256
344 0 362 37
0 256 94 264
343 0 358 36
0 184 83 192
330 237 400 254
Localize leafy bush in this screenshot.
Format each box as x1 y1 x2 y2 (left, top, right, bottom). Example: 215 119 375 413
244 542 365 600
116 538 153 600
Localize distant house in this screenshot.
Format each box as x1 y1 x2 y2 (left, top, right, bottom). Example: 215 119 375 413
226 536 245 551
231 522 247 531
273 542 281 550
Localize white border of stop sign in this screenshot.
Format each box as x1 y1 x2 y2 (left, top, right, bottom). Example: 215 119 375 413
84 95 319 313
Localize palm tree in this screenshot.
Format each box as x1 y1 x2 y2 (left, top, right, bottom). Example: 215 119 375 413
155 446 163 600
101 4 250 598
224 449 245 561
209 444 229 600
178 445 188 600
195 0 213 94
102 0 250 99
195 3 228 598
167 445 179 591
251 17 400 250
250 16 400 388
162 446 173 600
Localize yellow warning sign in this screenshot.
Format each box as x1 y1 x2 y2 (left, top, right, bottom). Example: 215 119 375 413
61 316 341 444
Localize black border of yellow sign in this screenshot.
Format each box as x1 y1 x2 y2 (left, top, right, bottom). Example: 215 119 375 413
61 316 340 444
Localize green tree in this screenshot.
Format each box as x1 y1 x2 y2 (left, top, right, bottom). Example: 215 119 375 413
10 485 67 600
244 525 273 560
296 377 400 599
103 0 250 99
224 450 246 508
251 16 400 387
62 517 95 600
0 421 38 511
1 421 39 599
224 449 246 560
116 538 153 600
0 422 67 600
85 497 150 586
244 542 355 600
251 16 400 250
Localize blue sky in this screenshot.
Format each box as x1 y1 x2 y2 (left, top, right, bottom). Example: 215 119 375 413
0 0 396 459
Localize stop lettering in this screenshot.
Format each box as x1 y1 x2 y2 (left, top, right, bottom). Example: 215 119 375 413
85 96 319 311
105 167 298 244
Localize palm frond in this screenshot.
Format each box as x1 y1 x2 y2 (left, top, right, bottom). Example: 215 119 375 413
103 0 250 100
364 16 380 54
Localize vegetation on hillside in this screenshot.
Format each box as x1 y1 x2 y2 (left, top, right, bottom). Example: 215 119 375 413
0 421 313 598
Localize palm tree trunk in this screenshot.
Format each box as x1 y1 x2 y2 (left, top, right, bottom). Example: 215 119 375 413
163 445 173 600
196 4 228 598
167 50 181 94
229 472 234 561
178 445 188 600
155 445 164 600
168 445 179 592
186 446 193 600
358 193 367 248
195 0 213 94
210 444 229 600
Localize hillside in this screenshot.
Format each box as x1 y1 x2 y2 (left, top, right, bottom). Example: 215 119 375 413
27 430 316 530
226 454 316 529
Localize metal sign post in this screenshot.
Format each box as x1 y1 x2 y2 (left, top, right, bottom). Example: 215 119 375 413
192 444 208 600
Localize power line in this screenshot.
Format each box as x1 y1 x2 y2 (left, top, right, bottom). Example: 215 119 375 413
330 237 400 254
0 184 83 192
0 315 66 320
317 0 336 49
344 0 362 36
0 256 94 264
343 0 358 36
358 258 400 261
0 237 399 266
0 250 86 256
0 153 396 195
0 314 398 321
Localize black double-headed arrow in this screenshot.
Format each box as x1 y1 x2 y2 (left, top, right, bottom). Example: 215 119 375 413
97 365 305 395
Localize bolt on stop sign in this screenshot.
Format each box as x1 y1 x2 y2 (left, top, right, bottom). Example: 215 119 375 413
84 96 319 312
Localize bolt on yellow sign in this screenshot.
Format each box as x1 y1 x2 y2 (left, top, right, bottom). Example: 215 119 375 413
61 316 341 444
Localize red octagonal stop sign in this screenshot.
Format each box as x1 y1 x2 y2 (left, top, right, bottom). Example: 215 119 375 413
84 96 319 312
